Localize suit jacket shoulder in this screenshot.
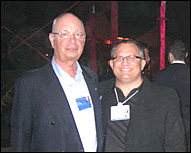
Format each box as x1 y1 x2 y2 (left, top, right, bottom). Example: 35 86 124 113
153 64 190 82
98 78 115 94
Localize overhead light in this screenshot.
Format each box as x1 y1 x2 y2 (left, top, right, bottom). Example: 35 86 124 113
117 37 131 40
105 40 112 44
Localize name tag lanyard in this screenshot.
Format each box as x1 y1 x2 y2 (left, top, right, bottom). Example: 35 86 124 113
114 87 139 106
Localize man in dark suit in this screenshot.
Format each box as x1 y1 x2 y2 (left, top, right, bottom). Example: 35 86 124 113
99 40 186 152
153 40 190 151
11 13 103 152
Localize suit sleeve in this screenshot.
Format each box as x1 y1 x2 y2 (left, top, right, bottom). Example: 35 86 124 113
164 89 187 151
11 76 33 152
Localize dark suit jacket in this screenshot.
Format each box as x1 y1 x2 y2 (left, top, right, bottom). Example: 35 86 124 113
153 63 190 117
11 63 103 152
99 78 187 152
153 63 190 150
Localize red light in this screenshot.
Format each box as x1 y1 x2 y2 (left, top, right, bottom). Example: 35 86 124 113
124 38 131 40
106 40 112 44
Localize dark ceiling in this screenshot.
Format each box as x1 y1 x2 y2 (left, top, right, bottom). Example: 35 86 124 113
1 1 190 42
1 1 190 71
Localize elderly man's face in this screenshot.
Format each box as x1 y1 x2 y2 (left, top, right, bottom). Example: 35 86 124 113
49 14 86 63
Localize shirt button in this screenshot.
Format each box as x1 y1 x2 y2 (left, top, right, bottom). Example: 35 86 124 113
50 121 55 125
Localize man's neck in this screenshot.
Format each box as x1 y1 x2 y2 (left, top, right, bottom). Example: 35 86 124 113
116 77 143 97
54 56 77 78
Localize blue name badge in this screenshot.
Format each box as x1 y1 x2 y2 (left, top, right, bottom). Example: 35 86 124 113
76 96 92 111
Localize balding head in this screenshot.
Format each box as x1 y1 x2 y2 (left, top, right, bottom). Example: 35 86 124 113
52 13 85 33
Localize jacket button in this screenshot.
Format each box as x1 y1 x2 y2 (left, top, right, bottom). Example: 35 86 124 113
50 121 55 125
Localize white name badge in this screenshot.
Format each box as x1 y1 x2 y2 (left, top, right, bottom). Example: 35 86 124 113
111 104 130 121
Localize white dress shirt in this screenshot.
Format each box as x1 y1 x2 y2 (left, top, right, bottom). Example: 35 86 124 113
51 57 97 152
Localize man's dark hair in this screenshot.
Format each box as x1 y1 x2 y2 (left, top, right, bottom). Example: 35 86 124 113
110 40 145 59
169 40 187 61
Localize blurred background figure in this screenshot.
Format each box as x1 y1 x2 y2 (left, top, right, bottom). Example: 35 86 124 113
139 42 152 80
153 40 190 152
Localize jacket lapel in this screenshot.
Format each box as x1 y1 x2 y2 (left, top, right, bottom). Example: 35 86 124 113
127 79 154 127
39 63 83 149
82 67 104 151
40 64 73 123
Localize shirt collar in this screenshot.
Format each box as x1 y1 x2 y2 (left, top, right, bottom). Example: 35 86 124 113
113 79 144 99
171 60 186 64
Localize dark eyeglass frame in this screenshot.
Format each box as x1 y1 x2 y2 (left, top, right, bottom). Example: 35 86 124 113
111 55 142 62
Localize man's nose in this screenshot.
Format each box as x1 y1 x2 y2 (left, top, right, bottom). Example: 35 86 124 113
69 33 76 43
122 57 131 63
121 58 132 66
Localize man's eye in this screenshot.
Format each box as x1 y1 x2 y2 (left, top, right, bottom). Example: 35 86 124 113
75 33 80 36
129 56 135 59
117 57 123 60
62 33 68 36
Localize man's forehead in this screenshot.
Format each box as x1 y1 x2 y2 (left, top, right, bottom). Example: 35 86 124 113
116 43 138 51
55 15 84 31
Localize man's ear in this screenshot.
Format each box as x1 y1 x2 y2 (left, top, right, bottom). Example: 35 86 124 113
108 60 114 70
49 33 55 49
168 53 174 63
141 59 146 71
185 52 188 58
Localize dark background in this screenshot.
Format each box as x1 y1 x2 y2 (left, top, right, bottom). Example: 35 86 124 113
1 1 190 70
1 1 190 40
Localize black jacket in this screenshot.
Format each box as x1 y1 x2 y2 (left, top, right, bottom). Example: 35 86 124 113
153 63 190 151
11 62 103 152
99 78 187 152
153 63 190 118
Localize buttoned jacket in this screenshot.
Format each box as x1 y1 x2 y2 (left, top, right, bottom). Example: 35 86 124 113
11 62 103 152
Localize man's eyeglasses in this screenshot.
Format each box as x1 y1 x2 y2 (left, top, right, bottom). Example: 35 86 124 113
52 30 86 40
112 55 142 62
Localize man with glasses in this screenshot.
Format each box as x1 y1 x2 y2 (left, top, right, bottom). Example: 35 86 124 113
11 12 103 152
99 40 186 152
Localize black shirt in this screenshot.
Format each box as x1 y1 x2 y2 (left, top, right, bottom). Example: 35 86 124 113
104 86 141 152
